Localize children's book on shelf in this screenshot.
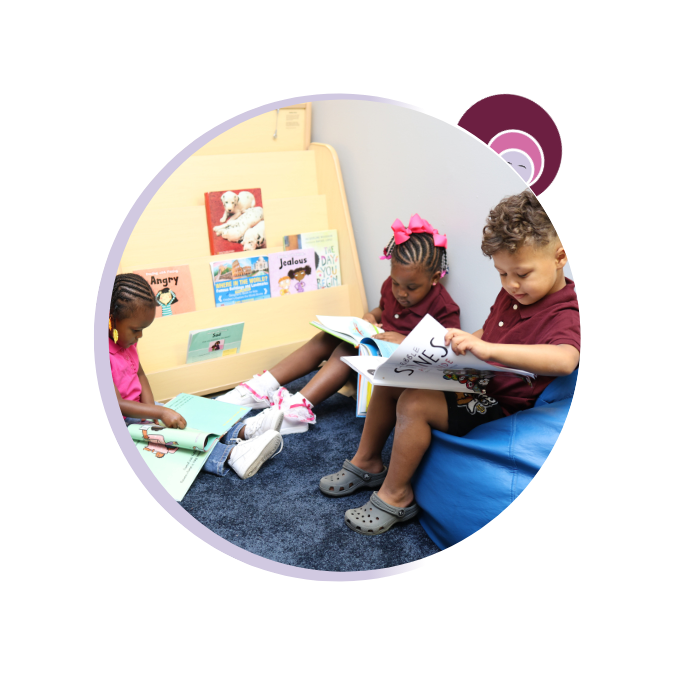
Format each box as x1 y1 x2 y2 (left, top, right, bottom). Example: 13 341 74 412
205 188 266 256
310 315 383 348
267 249 317 297
186 322 245 363
133 265 196 318
210 255 270 307
341 314 534 402
283 230 341 289
132 393 250 501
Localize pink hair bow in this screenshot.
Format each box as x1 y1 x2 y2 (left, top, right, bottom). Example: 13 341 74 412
380 214 448 259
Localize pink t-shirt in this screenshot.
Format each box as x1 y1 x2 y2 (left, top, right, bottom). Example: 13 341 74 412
109 338 142 402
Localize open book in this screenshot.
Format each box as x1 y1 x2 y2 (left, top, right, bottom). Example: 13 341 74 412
342 314 534 401
310 315 383 348
355 336 399 417
132 393 249 500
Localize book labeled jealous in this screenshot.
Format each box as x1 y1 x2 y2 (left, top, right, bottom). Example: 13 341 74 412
283 230 341 288
205 189 266 256
133 265 196 318
211 256 270 307
268 249 317 297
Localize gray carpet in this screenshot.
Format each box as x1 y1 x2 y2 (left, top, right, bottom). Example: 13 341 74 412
180 372 440 571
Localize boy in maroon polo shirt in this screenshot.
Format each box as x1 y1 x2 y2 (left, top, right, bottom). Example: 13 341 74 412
332 190 580 535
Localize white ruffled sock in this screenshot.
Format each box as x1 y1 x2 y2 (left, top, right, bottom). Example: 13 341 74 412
258 370 281 392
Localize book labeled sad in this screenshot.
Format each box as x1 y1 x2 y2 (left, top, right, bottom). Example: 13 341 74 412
283 230 341 288
205 188 266 256
211 255 270 307
186 322 245 363
341 314 534 393
133 265 196 318
268 249 317 297
134 393 249 501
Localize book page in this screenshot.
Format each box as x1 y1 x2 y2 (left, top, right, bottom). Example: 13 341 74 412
128 423 218 452
315 315 381 344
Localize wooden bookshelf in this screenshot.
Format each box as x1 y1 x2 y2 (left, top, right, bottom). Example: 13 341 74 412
118 105 367 401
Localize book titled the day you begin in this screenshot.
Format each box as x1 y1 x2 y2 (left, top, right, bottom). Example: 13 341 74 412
210 255 270 307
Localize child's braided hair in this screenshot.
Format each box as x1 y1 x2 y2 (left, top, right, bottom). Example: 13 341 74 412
382 232 449 278
110 273 157 320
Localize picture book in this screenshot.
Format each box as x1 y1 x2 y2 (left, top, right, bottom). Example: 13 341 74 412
186 322 245 363
310 315 383 348
267 249 317 297
133 393 249 501
133 265 196 318
341 314 534 395
355 337 399 417
211 255 270 307
283 230 341 289
204 188 266 256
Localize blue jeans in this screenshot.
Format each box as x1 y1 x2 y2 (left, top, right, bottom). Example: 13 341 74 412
202 420 247 476
125 404 246 477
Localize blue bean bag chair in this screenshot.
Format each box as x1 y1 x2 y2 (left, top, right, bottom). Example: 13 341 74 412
411 370 578 549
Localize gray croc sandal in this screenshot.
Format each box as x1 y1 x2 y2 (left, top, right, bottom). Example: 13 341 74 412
319 459 388 497
344 491 419 535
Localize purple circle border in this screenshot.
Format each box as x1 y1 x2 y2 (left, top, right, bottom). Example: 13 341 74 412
95 93 434 581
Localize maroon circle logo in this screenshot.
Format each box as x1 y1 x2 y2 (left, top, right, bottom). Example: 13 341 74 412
458 94 561 195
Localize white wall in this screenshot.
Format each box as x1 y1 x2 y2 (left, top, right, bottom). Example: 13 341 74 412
312 100 571 332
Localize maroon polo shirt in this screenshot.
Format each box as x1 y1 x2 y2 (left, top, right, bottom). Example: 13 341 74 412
483 277 580 415
379 277 460 335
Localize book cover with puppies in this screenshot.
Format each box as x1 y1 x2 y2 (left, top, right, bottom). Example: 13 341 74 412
205 188 266 255
267 249 317 297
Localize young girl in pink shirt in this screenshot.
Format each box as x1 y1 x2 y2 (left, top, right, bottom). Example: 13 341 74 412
109 273 283 479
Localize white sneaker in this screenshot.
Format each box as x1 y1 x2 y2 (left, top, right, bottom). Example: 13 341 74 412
271 387 317 435
243 408 284 440
216 371 280 409
227 429 283 479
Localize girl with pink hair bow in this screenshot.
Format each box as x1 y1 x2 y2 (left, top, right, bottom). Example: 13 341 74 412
217 215 460 435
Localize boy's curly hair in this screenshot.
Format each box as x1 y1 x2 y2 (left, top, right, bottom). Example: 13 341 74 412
481 190 559 257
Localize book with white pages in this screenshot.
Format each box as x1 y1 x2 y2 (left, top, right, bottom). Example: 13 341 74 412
341 314 534 394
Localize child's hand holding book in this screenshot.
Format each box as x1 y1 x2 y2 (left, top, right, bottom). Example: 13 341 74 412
159 408 187 429
445 328 492 361
377 331 406 345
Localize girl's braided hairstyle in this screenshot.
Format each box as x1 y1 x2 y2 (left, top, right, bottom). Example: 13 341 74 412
110 273 157 320
382 232 449 277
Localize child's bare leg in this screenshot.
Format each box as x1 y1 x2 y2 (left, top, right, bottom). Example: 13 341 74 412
350 385 406 474
376 389 449 508
269 332 342 386
299 341 357 406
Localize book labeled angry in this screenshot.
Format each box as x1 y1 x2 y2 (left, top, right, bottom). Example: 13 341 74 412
205 188 266 255
133 265 196 318
211 256 270 307
268 249 317 297
283 230 341 289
